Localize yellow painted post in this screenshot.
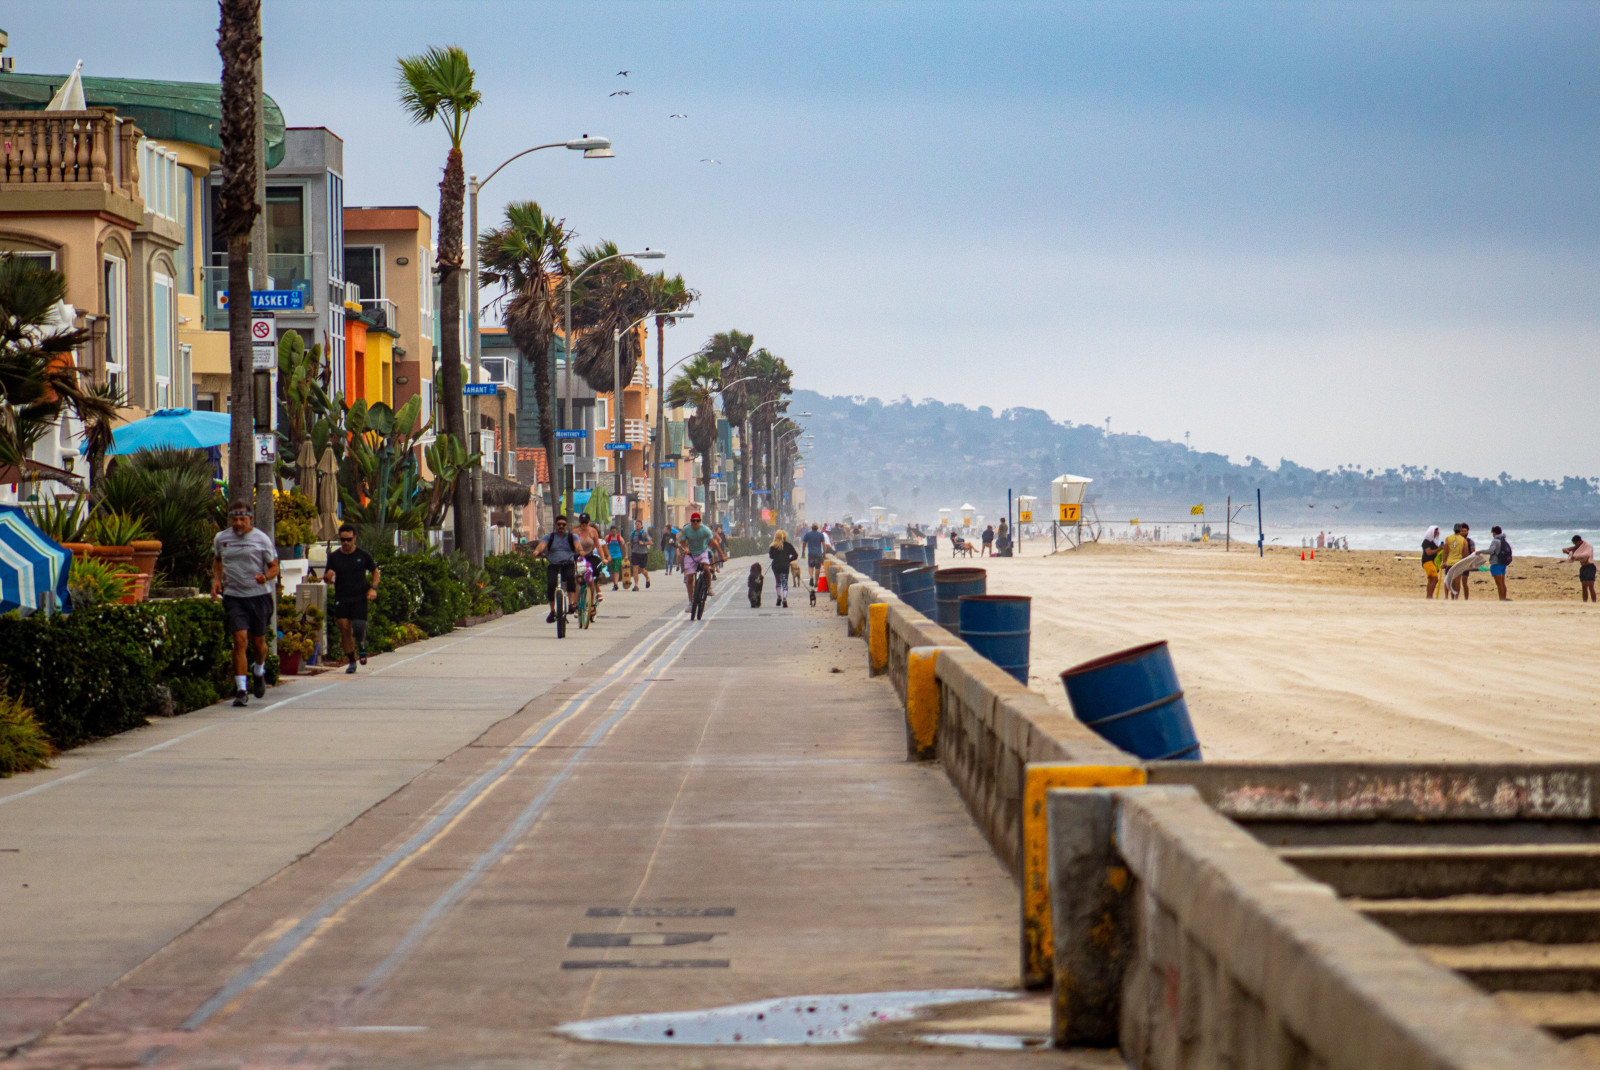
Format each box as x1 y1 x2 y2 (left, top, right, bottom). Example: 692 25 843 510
825 561 839 600
905 646 958 759
1021 763 1146 989
867 602 888 675
836 574 852 617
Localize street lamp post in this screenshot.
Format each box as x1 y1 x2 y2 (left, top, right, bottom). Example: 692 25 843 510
775 424 807 526
652 326 704 538
466 135 611 565
562 247 663 515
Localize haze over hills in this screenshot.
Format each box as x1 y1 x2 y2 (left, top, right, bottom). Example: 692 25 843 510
795 391 1600 526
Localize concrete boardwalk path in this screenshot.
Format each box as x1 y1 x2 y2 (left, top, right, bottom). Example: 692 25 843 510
3 569 1114 1069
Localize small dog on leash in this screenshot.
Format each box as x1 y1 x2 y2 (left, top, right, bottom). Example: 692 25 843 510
748 563 765 608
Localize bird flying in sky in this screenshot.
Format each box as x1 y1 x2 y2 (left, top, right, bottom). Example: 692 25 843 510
610 90 631 97
617 70 630 76
669 113 688 119
700 158 722 164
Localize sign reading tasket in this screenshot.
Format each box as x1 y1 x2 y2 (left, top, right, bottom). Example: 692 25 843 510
218 290 305 311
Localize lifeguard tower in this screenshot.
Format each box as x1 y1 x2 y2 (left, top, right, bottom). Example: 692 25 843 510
960 503 976 528
937 507 952 533
1050 474 1100 551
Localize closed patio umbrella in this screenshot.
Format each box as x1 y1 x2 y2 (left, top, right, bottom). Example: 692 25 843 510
315 446 340 541
294 438 317 498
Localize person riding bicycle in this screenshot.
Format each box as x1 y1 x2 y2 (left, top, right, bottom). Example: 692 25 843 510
679 512 716 610
533 515 581 623
572 511 605 611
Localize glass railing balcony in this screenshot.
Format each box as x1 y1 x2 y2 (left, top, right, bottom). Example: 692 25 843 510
200 255 318 331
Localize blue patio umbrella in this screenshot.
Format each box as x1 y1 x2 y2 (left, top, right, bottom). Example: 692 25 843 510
0 505 72 615
97 408 233 456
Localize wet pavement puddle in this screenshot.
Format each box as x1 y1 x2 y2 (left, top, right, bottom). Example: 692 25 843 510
556 988 1015 1046
917 1032 1052 1050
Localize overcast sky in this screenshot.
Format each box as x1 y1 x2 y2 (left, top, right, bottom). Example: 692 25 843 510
12 1 1599 480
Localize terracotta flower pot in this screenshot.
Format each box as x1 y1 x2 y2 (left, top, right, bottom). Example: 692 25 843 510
61 542 93 562
129 539 162 580
87 544 134 567
280 651 302 675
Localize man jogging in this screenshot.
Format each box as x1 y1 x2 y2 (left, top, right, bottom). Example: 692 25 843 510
321 522 380 673
629 518 652 590
533 515 581 622
211 500 279 706
801 522 827 589
679 511 715 609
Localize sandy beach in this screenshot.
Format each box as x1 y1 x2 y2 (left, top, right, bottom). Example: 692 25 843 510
966 541 1600 762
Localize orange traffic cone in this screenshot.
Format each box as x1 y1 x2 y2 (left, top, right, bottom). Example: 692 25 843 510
1310 550 1315 560
1300 550 1305 561
818 574 829 593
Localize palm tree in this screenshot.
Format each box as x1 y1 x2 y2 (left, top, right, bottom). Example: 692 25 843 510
567 241 652 392
78 379 127 497
396 43 481 559
0 255 100 492
746 350 792 497
217 0 262 505
692 331 753 524
667 354 721 524
478 200 570 516
645 273 698 531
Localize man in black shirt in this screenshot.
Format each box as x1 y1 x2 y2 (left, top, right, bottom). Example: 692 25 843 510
321 523 380 673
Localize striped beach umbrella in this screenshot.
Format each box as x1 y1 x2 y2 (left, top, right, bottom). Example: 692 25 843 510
0 505 72 615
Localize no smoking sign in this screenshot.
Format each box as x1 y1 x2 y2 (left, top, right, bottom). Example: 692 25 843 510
251 320 273 341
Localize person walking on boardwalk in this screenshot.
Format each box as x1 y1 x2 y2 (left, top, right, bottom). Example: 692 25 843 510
1484 526 1512 601
629 519 653 591
768 529 799 608
211 500 280 706
1564 535 1597 602
801 522 827 591
679 512 716 608
605 526 626 591
321 523 381 673
661 523 678 574
1421 525 1443 599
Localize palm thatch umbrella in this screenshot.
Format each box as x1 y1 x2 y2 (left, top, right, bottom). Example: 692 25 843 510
315 446 340 541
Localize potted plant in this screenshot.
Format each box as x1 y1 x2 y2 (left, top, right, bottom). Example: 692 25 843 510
275 598 324 675
66 556 134 608
27 496 92 560
85 512 153 600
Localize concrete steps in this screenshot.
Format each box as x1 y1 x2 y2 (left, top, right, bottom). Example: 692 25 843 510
1280 844 1600 899
1422 942 1600 991
1349 893 1600 945
1494 992 1600 1038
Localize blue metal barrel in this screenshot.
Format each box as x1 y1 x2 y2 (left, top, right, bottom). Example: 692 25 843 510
898 566 936 616
835 539 853 553
845 547 881 572
1060 641 1202 761
934 567 986 635
877 558 920 590
925 534 937 563
959 595 1030 684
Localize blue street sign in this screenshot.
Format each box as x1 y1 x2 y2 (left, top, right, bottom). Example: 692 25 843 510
604 442 633 451
554 429 587 439
751 489 771 496
658 461 676 468
463 383 497 396
250 290 304 311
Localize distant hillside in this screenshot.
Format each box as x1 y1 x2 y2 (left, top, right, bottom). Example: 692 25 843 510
795 391 1600 525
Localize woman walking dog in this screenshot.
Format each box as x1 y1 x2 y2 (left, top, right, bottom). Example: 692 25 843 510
768 529 800 608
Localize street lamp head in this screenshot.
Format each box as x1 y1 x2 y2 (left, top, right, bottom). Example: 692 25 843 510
567 136 614 158
663 311 693 320
632 249 666 260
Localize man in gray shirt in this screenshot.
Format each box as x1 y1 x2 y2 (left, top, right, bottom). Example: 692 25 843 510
212 499 280 706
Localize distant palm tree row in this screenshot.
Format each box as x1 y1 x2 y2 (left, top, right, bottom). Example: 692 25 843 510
397 44 793 531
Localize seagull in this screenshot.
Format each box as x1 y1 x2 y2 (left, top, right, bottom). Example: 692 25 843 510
669 113 689 118
609 90 631 97
617 70 630 76
699 158 721 164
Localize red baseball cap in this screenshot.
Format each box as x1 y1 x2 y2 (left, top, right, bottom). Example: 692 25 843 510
690 512 702 521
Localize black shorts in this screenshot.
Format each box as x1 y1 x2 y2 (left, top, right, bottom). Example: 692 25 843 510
630 552 649 569
1581 564 1596 583
546 560 577 593
334 597 369 622
807 555 823 569
223 593 274 638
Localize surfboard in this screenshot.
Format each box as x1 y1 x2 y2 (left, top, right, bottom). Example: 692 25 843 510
1444 552 1486 590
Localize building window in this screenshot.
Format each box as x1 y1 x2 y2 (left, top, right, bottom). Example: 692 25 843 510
418 244 433 335
344 245 381 302
481 356 508 384
152 273 175 409
327 174 344 282
266 186 305 256
102 255 126 395
330 307 345 397
8 250 55 271
138 140 180 222
178 169 195 294
595 397 608 437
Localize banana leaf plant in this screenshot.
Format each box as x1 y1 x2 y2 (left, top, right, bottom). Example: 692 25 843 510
276 330 332 483
340 394 432 534
423 433 479 530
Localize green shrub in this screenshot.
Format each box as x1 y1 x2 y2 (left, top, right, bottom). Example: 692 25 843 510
377 550 467 636
725 537 765 558
167 677 220 714
646 548 665 571
68 556 135 607
0 693 53 776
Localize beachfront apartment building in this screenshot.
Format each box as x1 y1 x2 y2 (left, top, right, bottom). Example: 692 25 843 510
343 206 434 423
0 61 289 495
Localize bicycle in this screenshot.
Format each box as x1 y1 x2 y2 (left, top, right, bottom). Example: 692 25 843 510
553 581 570 639
690 564 711 621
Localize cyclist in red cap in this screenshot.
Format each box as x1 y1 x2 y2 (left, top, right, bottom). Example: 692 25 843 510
678 512 715 610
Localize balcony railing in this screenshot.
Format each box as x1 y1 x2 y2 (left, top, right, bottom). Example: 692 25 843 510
624 418 647 444
0 109 140 202
360 297 399 330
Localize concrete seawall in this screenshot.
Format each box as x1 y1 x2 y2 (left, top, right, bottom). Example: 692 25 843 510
822 551 1590 1068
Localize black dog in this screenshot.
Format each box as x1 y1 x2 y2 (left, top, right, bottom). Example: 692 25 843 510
747 563 764 608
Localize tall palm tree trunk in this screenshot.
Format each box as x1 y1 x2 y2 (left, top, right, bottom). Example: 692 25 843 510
536 344 557 517
218 0 261 501
435 146 472 559
652 317 666 533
